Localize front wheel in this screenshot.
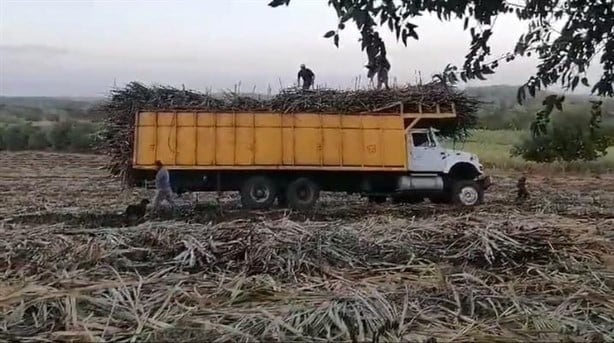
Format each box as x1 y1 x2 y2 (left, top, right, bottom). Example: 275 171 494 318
451 180 484 207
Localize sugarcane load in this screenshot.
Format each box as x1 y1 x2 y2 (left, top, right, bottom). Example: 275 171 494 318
99 81 490 209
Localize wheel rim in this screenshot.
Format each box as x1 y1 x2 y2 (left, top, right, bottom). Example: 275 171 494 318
250 185 270 203
459 186 478 205
296 186 312 202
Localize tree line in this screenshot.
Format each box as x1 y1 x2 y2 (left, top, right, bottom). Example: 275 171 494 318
0 120 99 153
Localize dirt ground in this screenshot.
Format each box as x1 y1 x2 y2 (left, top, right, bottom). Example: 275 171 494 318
1 151 613 342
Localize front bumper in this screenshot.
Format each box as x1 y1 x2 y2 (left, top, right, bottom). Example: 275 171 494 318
476 174 492 190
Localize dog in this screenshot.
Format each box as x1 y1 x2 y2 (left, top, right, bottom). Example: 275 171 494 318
125 199 150 225
516 176 530 203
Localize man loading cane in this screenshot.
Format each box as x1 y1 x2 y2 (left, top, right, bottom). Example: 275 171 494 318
297 64 315 90
375 55 391 90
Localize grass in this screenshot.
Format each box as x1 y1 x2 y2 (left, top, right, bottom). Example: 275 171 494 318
444 129 614 173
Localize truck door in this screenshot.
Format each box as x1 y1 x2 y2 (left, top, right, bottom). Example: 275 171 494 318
409 131 447 172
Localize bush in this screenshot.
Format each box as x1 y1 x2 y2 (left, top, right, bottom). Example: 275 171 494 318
0 120 97 153
46 114 61 122
0 126 5 150
66 122 96 152
47 120 74 151
511 111 612 162
27 128 50 150
3 123 31 150
46 120 97 152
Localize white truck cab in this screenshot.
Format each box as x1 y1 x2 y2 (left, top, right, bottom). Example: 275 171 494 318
391 127 491 206
409 128 484 175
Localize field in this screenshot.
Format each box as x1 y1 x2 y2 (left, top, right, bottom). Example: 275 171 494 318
1 152 614 342
445 130 614 173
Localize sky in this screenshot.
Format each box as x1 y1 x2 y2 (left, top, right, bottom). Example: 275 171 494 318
0 0 598 97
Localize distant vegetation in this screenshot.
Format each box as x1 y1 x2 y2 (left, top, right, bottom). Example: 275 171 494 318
0 120 100 152
444 130 614 173
0 97 103 152
1 86 613 171
465 86 614 132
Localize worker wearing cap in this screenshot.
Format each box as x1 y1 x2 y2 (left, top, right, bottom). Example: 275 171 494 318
297 64 315 90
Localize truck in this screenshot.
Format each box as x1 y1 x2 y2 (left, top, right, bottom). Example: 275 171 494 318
130 103 491 209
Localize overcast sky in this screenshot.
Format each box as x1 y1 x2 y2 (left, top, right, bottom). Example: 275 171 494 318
0 0 599 97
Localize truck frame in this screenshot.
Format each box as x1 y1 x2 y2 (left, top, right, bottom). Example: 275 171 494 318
131 103 491 209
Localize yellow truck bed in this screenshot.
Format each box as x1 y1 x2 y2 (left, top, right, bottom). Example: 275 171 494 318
133 111 408 171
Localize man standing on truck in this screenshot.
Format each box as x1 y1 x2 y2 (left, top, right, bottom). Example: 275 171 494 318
365 31 386 79
152 160 175 213
375 55 391 90
297 64 315 90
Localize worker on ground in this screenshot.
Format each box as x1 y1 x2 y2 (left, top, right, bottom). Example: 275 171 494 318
152 160 175 213
297 64 315 90
375 55 391 90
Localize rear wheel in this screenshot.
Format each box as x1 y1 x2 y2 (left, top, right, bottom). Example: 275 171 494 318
286 178 320 210
240 176 277 209
451 180 484 207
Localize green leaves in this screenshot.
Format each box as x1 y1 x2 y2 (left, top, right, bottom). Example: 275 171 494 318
323 30 340 48
324 30 336 38
269 0 614 101
267 0 290 7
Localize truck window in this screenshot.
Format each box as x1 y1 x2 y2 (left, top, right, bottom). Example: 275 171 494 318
412 132 430 147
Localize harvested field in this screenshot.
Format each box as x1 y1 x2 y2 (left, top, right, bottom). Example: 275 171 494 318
1 151 614 342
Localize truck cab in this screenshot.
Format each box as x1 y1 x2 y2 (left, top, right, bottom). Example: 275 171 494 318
409 128 484 175
390 127 490 206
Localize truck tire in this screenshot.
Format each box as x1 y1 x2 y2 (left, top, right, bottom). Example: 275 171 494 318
240 176 277 209
451 180 483 207
286 178 320 210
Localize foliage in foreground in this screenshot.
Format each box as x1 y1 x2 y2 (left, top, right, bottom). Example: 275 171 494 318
270 0 613 99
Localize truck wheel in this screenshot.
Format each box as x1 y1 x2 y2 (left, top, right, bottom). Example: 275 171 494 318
240 176 277 209
451 180 484 207
286 178 320 210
